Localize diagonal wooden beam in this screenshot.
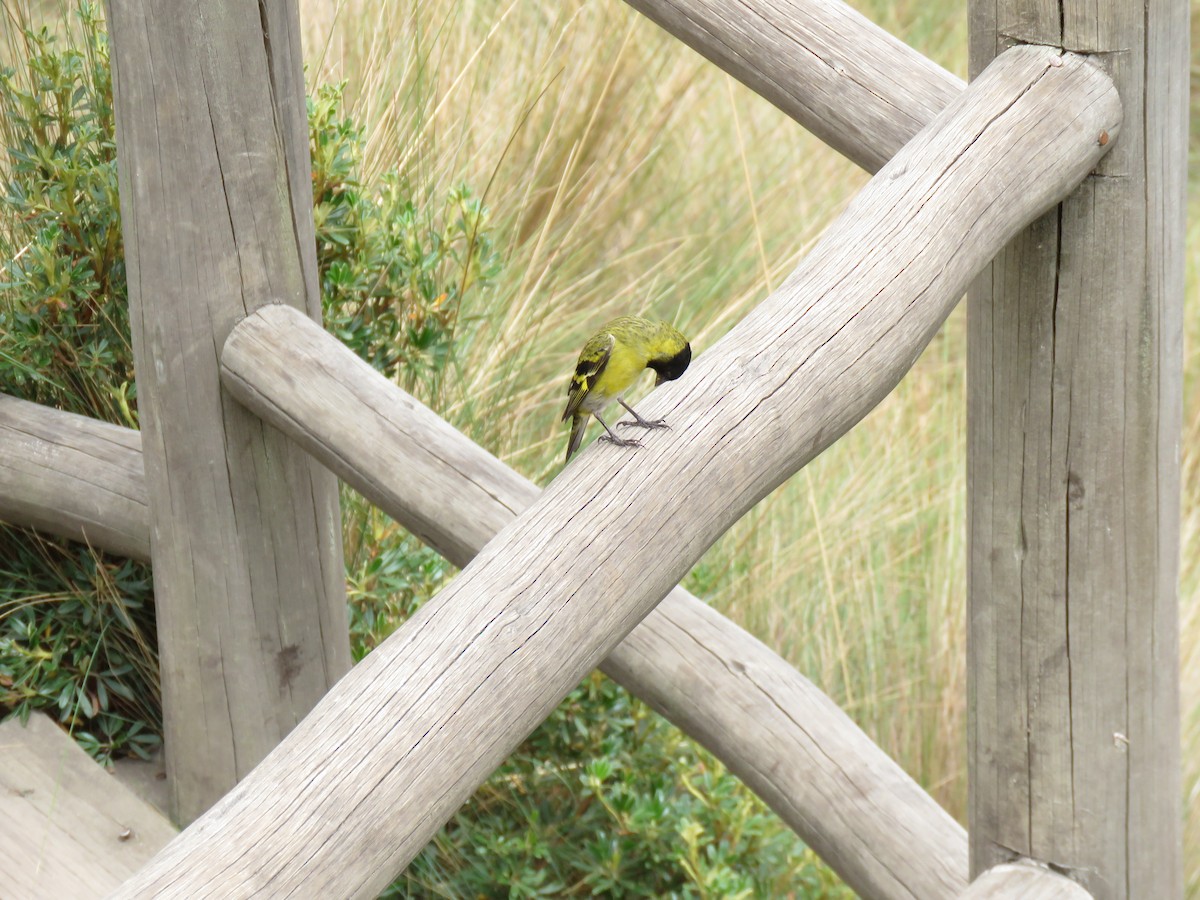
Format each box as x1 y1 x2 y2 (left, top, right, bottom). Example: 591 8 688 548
220 302 970 900
0 308 972 897
623 0 964 172
111 46 1120 897
0 315 971 897
0 349 970 900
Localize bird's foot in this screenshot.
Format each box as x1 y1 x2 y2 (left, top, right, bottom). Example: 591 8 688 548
599 434 643 449
617 417 669 430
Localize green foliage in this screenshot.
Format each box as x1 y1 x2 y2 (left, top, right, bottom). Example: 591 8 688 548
342 497 455 661
0 0 153 764
391 671 851 899
0 533 160 766
0 1 132 425
310 82 500 395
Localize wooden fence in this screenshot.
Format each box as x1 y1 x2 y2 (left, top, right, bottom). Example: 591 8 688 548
0 0 1185 897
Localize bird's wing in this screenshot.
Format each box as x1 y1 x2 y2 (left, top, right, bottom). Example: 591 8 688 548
562 332 615 421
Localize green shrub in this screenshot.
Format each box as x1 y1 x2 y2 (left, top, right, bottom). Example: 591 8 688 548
0 532 160 765
394 671 851 898
310 81 500 396
0 1 131 424
342 499 456 660
0 2 153 765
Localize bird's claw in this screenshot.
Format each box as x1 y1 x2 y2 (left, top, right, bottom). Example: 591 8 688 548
617 418 669 430
599 434 643 449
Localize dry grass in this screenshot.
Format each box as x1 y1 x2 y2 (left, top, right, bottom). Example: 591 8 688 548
301 0 871 469
299 0 1195 888
1181 206 1200 894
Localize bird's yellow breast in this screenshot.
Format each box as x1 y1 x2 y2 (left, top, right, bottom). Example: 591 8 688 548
581 341 648 412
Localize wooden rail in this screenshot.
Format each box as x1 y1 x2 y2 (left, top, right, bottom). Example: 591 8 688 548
959 862 1091 899
110 46 1119 898
623 0 964 172
0 325 970 899
221 303 970 900
0 396 148 562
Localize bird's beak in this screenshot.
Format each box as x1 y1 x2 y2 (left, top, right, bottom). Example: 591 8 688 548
654 374 665 387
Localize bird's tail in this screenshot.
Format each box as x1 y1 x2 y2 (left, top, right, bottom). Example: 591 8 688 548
565 414 589 463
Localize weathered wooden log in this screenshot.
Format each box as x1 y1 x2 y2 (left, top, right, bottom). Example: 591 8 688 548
966 0 1186 893
0 342 968 898
623 0 964 172
107 0 350 824
0 395 149 562
0 714 177 899
0 328 971 900
113 46 1119 898
0 339 970 894
221 303 969 900
958 862 1092 900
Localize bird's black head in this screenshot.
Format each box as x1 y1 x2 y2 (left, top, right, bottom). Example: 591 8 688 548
649 342 691 387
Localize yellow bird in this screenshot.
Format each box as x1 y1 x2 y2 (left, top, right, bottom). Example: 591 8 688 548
562 315 692 462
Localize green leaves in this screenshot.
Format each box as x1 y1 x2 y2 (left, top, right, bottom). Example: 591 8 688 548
0 537 160 767
310 83 500 397
0 4 154 766
342 499 454 661
387 670 850 898
0 4 128 423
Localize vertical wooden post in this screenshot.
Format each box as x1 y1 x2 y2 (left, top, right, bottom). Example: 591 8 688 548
107 0 351 824
966 0 1186 895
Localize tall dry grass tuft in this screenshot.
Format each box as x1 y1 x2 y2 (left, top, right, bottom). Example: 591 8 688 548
301 0 1197 890
1181 207 1200 894
697 313 970 814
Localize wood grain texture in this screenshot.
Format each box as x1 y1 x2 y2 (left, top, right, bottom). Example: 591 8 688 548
0 335 966 894
0 334 967 896
224 308 533 571
258 0 322 318
0 714 177 900
106 0 350 825
966 0 1186 895
959 862 1092 900
623 0 964 172
222 303 969 900
0 394 149 561
114 46 1119 898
